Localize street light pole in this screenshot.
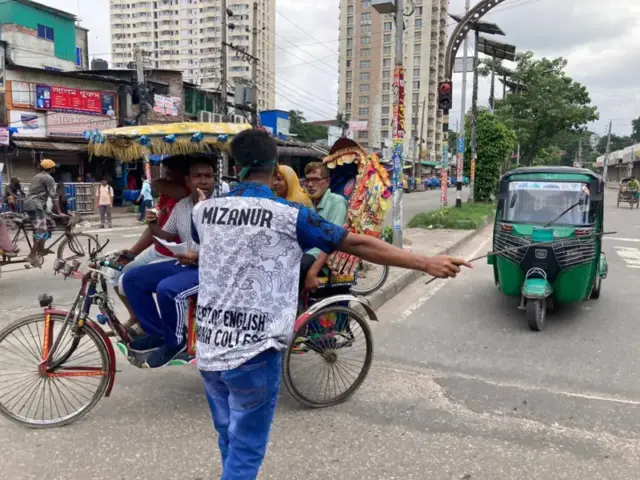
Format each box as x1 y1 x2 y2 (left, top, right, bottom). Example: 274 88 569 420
391 0 405 247
456 0 471 208
469 28 479 202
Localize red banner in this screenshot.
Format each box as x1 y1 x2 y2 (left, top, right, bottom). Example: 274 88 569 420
36 84 116 116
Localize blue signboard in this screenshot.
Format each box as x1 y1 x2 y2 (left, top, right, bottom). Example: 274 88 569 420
457 137 465 154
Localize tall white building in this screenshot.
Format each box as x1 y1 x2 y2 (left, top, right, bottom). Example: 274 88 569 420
110 0 276 112
337 0 448 160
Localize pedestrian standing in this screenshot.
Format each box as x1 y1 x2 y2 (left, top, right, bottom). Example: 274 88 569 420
137 175 153 222
97 178 114 228
57 181 69 215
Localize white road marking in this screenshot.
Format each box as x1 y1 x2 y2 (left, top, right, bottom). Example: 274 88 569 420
395 235 492 323
613 246 640 269
608 237 640 243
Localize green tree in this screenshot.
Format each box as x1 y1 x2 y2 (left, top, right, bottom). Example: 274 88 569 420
481 52 599 165
288 110 329 143
596 134 635 154
448 130 458 153
632 116 640 142
464 109 516 202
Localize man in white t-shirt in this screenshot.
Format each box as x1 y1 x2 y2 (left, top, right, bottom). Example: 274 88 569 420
97 178 114 228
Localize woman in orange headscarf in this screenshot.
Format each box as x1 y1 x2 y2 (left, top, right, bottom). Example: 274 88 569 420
273 165 313 207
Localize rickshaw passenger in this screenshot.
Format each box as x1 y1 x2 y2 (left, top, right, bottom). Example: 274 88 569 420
115 163 189 336
122 157 215 367
272 164 313 207
300 161 348 290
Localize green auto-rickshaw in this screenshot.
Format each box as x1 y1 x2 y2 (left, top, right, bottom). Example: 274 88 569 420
488 167 608 331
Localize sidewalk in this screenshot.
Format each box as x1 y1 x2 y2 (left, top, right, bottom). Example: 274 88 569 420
78 206 142 229
366 218 491 310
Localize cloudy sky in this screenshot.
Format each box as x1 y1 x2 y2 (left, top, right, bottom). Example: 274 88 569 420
39 0 639 136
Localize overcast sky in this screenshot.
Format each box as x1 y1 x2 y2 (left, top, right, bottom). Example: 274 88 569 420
39 0 639 137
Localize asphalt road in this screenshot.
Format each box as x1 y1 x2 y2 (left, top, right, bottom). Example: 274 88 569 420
2 189 640 479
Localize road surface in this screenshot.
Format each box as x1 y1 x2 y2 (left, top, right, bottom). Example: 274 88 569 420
2 189 639 479
385 186 466 227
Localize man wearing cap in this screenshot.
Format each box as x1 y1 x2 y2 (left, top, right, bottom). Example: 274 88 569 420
23 159 68 266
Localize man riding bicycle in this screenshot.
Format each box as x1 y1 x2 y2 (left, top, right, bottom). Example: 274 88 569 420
23 159 68 267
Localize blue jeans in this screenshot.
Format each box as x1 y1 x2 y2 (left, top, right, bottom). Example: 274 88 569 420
122 261 198 346
201 349 282 480
139 199 152 221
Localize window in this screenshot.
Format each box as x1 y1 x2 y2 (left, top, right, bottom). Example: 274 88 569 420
412 92 419 103
384 21 392 31
413 80 420 89
382 106 390 115
414 55 421 65
358 130 368 139
382 70 391 79
360 36 370 45
383 58 391 67
360 48 371 57
381 131 389 139
347 16 353 25
360 12 371 24
359 84 369 92
346 59 352 67
360 72 370 81
346 92 352 101
360 60 370 69
382 94 390 103
413 68 420 77
382 82 390 90
347 48 353 57
347 38 353 48
383 46 391 56
415 18 422 28
346 71 352 79
37 24 54 41
359 107 369 116
346 81 352 90
361 24 371 34
346 102 352 112
359 95 369 105
347 27 353 36
75 47 83 67
381 118 389 127
347 5 353 14
384 34 391 44
361 0 371 8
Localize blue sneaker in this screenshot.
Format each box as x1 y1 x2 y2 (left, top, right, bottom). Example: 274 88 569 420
129 334 164 353
142 342 187 369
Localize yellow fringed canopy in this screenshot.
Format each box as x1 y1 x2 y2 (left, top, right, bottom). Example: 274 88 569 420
88 122 252 162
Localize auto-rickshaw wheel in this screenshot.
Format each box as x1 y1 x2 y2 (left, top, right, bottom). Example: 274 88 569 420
526 299 546 331
590 275 602 299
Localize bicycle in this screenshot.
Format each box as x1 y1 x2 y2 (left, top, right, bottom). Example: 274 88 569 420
0 211 99 277
0 241 378 428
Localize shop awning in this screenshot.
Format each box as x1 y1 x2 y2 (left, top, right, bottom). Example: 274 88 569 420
13 140 88 152
420 161 439 167
277 146 324 157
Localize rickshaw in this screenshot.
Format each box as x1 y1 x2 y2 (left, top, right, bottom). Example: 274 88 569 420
0 127 389 427
616 177 639 209
488 167 608 331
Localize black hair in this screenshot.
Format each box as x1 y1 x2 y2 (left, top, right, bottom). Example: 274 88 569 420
163 153 216 176
230 129 277 173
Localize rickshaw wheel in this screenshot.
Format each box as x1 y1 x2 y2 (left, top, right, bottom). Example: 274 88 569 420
283 305 373 408
526 299 546 332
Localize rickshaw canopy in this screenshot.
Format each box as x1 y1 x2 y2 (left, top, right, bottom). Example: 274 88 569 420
86 122 252 162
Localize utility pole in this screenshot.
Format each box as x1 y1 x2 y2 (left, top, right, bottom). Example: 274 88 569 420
416 97 426 183
489 55 496 113
250 1 259 126
134 48 147 126
577 138 583 168
469 28 479 202
603 120 612 182
516 143 520 166
456 0 471 208
391 0 405 247
221 0 229 121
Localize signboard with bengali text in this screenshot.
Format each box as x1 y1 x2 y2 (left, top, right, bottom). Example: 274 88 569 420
35 84 116 117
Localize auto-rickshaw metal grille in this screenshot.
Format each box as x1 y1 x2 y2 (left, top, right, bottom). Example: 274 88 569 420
552 238 596 269
494 231 531 264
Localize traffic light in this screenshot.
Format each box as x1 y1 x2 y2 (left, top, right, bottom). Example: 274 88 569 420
438 81 452 111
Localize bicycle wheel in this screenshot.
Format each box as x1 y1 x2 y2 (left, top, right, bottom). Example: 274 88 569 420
283 305 373 408
0 314 111 428
57 233 100 262
350 261 390 296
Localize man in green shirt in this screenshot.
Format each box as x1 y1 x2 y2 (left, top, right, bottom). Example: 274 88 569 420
300 161 348 291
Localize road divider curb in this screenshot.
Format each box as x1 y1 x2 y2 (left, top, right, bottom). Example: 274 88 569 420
366 215 493 311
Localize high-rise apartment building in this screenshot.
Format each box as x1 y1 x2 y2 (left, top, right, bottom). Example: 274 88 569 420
110 0 276 112
337 0 448 160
